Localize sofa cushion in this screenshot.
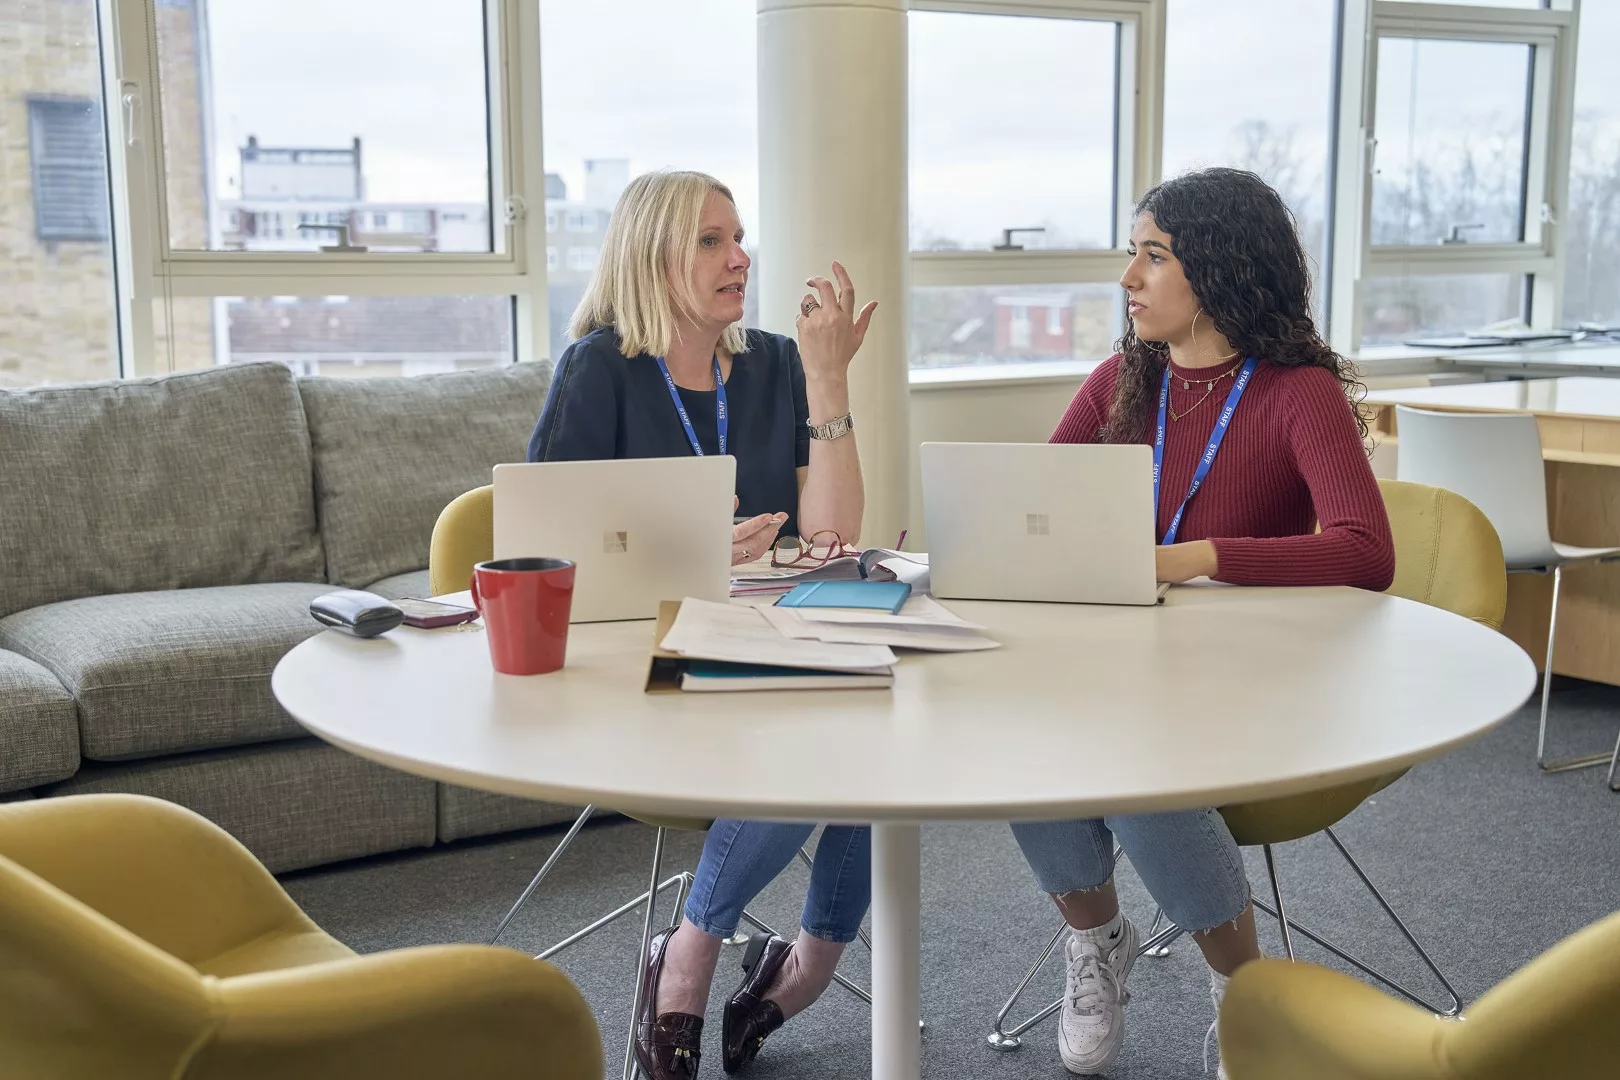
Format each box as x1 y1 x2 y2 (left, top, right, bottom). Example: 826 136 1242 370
0 363 325 619
0 650 79 793
298 361 552 589
363 568 433 600
0 583 335 761
437 785 585 844
40 739 437 874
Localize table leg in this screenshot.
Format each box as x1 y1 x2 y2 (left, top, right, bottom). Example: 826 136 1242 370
871 822 921 1080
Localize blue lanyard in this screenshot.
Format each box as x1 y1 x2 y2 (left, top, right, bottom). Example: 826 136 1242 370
655 354 727 457
1152 356 1258 546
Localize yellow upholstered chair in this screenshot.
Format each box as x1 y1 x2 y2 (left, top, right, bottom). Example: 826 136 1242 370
1220 909 1620 1080
0 793 600 1080
988 479 1508 1047
428 486 875 1075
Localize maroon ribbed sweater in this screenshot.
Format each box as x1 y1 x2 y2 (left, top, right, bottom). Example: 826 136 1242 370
1051 354 1395 590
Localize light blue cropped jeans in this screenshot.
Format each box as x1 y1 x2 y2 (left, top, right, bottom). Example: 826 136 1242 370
683 820 870 944
1011 808 1251 932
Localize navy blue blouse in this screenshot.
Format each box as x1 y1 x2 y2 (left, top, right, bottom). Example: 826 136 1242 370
527 327 812 537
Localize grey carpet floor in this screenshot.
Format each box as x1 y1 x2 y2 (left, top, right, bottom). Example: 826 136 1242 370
283 680 1620 1079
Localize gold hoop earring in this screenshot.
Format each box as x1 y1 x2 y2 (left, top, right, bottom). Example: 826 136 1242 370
1190 309 1202 349
1142 338 1169 353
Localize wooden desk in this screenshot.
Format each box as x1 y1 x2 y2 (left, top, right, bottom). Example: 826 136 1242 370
1365 378 1620 685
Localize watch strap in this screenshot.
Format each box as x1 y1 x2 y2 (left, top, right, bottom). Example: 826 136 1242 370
807 412 854 441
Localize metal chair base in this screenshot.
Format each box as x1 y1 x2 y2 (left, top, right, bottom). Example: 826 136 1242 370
1529 565 1619 778
986 826 1464 1052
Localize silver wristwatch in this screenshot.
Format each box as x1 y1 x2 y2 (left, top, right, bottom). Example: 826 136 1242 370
807 412 855 441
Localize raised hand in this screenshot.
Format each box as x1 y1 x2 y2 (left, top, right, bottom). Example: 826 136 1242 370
795 260 878 382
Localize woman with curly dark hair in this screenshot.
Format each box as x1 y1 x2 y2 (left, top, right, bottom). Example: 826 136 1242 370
1009 168 1394 1078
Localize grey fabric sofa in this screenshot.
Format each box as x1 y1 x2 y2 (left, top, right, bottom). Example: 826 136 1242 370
0 361 580 872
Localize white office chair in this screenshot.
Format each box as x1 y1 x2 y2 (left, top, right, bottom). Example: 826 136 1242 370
1395 405 1620 785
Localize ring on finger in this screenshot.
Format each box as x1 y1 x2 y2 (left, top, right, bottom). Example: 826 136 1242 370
800 296 820 318
739 547 751 561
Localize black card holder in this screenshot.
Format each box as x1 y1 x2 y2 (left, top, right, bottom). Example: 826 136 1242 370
309 590 405 638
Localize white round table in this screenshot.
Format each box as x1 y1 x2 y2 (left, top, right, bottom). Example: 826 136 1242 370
272 583 1534 1080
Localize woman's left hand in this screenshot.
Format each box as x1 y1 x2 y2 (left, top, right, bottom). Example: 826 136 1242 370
796 260 878 382
1155 540 1219 584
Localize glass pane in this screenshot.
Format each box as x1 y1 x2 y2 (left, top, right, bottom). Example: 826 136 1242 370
541 0 757 358
1 0 118 386
1385 0 1543 7
1361 274 1524 345
1566 0 1620 326
910 12 1116 252
910 284 1123 370
1372 37 1532 246
150 296 514 376
1162 0 1334 309
157 0 493 253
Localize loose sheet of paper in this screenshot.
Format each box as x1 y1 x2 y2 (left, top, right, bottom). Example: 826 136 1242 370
759 596 999 653
662 598 896 673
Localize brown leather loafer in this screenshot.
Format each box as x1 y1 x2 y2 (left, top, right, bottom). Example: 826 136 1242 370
721 933 791 1074
634 926 704 1080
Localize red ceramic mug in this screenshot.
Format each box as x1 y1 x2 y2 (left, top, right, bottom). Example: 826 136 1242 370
470 557 576 675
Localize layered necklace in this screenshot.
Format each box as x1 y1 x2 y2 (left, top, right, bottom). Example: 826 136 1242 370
1168 352 1243 421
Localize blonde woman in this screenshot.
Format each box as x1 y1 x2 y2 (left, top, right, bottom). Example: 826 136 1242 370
527 170 878 1079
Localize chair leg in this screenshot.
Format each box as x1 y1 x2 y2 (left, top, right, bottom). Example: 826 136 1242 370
984 916 1185 1051
1608 726 1620 793
489 805 596 945
1250 829 1462 1017
1535 566 1610 773
1143 905 1174 957
622 827 669 1080
1262 844 1296 961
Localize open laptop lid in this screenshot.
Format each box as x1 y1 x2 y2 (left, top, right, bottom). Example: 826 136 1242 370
920 442 1163 606
492 457 734 622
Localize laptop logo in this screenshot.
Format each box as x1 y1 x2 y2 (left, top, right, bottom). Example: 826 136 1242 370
1026 513 1050 536
602 531 628 554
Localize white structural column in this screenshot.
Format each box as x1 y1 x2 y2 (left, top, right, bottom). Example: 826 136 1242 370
758 0 911 548
870 823 922 1080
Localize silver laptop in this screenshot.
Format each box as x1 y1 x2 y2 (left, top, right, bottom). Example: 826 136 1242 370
920 442 1167 606
492 457 734 622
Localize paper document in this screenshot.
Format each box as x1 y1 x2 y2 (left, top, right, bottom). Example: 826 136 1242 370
759 595 998 653
661 598 895 673
728 549 932 596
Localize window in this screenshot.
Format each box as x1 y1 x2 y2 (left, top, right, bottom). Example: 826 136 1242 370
27 97 110 242
566 246 598 271
1162 0 1335 301
1361 273 1525 345
540 0 759 356
3 6 117 387
906 1 1155 372
151 295 516 376
909 11 1118 251
546 210 559 232
1565 0 1620 326
1372 38 1532 247
153 0 495 254
910 284 1123 369
547 246 559 271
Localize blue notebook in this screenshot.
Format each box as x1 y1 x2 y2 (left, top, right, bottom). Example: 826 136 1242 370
774 580 912 615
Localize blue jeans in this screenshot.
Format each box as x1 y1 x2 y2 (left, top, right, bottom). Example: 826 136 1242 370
1010 809 1250 933
684 821 870 944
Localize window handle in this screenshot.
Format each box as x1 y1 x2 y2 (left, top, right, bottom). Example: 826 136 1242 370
120 82 141 150
1441 222 1485 245
994 227 1046 251
297 223 368 252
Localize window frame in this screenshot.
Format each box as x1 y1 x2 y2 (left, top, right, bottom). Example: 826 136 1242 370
1327 0 1579 351
100 0 548 375
907 0 1166 340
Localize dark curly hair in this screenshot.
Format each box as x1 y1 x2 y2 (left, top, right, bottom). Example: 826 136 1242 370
1100 167 1367 444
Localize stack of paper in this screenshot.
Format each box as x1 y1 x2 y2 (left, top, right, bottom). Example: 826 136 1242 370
656 598 895 692
760 595 998 653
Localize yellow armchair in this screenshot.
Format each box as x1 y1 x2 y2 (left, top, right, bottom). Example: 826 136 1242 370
1220 909 1620 1080
0 793 602 1080
429 483 494 597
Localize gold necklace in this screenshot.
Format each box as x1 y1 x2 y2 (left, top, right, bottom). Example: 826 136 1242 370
1167 356 1241 421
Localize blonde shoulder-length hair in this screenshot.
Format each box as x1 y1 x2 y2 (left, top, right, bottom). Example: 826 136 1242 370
568 170 749 359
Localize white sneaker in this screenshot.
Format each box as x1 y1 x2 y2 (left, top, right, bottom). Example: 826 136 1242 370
1205 970 1230 1080
1057 917 1138 1075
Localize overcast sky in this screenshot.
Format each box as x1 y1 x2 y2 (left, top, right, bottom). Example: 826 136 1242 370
201 0 1620 249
